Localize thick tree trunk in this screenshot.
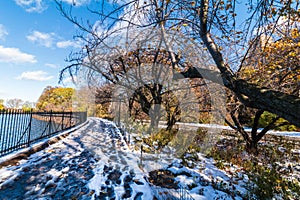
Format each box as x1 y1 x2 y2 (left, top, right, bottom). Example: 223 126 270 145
194 2 300 128
233 80 300 128
149 104 161 133
166 105 180 131
246 140 259 155
175 67 300 128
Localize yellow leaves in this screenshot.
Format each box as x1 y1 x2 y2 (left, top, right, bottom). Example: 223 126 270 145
291 28 300 39
171 26 181 31
240 28 300 95
239 67 256 80
288 51 297 57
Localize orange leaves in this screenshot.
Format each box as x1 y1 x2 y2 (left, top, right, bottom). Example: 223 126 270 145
291 28 300 39
240 30 300 95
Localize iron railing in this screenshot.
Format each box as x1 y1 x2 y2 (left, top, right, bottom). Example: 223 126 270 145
150 184 195 200
0 110 87 156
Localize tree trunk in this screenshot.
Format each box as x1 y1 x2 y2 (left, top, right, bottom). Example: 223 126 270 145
149 104 161 134
194 4 300 128
175 67 300 128
246 140 259 155
166 105 180 131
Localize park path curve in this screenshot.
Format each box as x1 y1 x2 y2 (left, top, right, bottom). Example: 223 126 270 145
0 118 152 200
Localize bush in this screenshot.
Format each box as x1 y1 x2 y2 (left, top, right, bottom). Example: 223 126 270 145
254 111 298 131
204 134 300 200
143 129 178 150
247 163 300 200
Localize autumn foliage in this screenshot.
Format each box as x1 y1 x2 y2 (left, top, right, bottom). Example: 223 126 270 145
36 86 75 111
241 28 300 96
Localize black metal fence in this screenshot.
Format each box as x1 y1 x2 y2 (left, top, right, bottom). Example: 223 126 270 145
150 184 195 200
0 110 87 156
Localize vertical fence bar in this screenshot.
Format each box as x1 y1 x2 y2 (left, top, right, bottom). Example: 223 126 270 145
11 109 18 150
61 111 64 131
69 112 72 127
2 110 9 153
15 110 23 149
1 111 7 153
10 110 15 151
44 113 49 137
19 110 27 147
0 110 87 156
3 110 9 153
5 110 13 153
27 111 33 147
25 111 31 144
12 110 20 150
48 110 52 136
0 110 5 154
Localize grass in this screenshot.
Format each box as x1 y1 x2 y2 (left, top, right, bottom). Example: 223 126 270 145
203 130 300 199
134 126 300 199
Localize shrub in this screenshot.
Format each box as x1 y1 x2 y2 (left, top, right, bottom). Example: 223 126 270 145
254 111 298 131
247 163 300 200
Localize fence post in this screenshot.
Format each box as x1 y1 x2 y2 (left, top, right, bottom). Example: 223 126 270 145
69 111 72 127
27 110 33 147
48 110 52 135
0 110 5 153
61 111 64 130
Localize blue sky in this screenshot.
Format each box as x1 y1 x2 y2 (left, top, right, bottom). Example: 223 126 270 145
0 0 100 103
0 0 250 104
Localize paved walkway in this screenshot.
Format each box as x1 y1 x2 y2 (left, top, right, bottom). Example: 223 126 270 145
0 118 151 200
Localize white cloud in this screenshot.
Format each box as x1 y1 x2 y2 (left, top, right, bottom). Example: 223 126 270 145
62 0 90 6
16 71 53 81
0 24 8 40
15 0 47 13
27 31 83 49
27 31 55 48
15 0 90 13
0 45 36 63
56 40 81 48
45 63 59 68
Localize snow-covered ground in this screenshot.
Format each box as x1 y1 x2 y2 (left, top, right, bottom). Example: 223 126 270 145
0 117 298 199
176 122 300 138
0 118 152 199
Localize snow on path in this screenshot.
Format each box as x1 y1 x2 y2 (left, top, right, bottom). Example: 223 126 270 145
0 117 277 200
0 120 95 199
0 118 153 200
81 118 152 199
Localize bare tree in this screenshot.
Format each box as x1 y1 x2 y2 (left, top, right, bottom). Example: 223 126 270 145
5 98 23 109
56 0 299 127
